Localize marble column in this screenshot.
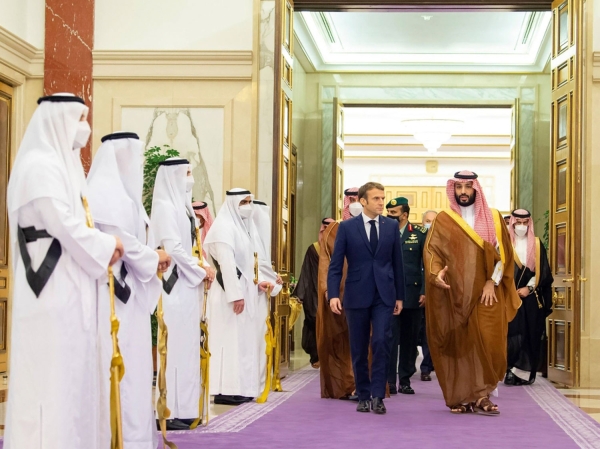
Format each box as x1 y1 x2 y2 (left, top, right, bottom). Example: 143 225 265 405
44 0 94 172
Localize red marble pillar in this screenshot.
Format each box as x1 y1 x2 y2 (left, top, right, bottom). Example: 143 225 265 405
44 0 94 172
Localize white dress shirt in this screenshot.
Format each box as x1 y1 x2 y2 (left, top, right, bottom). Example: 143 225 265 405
361 212 380 240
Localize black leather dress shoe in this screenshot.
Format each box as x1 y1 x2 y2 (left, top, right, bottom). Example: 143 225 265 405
372 397 386 414
400 385 415 394
388 383 398 395
356 400 371 413
155 418 190 431
421 373 432 381
348 394 359 402
214 394 251 405
504 370 528 386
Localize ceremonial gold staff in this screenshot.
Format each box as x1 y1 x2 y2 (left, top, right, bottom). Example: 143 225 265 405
257 284 274 403
81 196 124 449
156 270 177 449
190 226 210 428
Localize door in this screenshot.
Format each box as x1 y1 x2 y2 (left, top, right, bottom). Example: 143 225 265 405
510 99 519 211
384 186 450 223
272 0 295 383
332 98 345 220
548 0 583 386
0 81 13 373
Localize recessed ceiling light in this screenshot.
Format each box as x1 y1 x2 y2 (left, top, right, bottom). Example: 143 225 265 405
422 15 432 21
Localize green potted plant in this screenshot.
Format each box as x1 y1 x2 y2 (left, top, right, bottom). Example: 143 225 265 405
143 145 180 374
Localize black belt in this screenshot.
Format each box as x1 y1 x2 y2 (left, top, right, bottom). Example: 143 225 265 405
112 263 131 304
162 264 179 294
212 258 242 291
17 226 62 298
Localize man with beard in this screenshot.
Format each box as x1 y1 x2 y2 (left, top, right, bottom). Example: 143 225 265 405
505 209 553 385
386 197 426 395
424 171 520 415
294 218 334 368
316 187 361 398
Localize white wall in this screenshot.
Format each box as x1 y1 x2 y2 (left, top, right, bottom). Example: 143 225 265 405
0 0 44 48
344 157 512 212
94 0 253 50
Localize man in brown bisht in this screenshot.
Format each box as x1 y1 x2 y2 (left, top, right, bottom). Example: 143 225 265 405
293 218 334 368
424 171 521 415
316 187 360 399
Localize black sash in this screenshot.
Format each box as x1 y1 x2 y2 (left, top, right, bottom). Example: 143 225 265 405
17 226 62 298
162 264 179 294
212 257 242 291
112 263 131 304
189 214 196 245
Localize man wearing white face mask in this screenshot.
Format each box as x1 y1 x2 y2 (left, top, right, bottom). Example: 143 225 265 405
5 94 124 449
205 188 273 405
151 158 211 430
505 209 553 386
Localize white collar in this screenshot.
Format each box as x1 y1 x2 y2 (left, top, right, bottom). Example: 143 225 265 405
362 212 379 224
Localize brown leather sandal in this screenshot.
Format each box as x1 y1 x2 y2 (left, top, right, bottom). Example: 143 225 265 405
473 397 500 416
450 403 474 414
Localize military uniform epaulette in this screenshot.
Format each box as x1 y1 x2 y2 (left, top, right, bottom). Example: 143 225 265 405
412 224 427 234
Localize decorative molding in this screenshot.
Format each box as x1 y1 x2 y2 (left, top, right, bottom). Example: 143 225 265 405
93 50 253 80
592 52 600 82
0 27 44 83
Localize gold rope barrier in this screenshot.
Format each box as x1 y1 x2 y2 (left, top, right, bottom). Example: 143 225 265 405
190 226 210 429
256 285 274 403
156 272 177 449
82 196 124 449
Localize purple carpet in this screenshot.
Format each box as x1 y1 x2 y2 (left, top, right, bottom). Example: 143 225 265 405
161 369 600 449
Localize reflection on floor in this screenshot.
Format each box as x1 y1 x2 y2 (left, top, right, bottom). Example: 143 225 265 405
556 387 600 424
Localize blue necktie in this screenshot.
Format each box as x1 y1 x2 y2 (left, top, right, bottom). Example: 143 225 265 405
369 219 378 254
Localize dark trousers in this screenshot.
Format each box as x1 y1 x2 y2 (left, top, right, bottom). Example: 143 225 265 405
387 308 421 387
345 295 393 401
419 309 434 374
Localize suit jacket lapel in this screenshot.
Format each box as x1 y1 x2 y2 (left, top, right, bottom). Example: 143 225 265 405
357 216 373 254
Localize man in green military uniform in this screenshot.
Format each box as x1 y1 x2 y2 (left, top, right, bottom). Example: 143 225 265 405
386 197 427 395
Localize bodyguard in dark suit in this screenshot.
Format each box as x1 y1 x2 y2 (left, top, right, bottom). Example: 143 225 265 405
386 197 427 395
328 182 405 414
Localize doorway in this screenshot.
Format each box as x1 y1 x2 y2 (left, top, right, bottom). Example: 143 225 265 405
269 0 584 386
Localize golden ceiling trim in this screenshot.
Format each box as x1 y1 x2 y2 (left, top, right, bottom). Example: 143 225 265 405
92 50 253 80
295 0 551 12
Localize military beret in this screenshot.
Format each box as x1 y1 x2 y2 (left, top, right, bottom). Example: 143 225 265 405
386 197 409 209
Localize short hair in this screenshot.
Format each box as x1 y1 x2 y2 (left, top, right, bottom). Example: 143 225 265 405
400 204 410 215
358 182 385 200
422 210 438 220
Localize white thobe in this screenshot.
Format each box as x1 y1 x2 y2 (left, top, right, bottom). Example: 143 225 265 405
208 242 264 397
96 224 161 449
515 235 536 287
5 198 115 449
159 237 206 418
256 258 282 393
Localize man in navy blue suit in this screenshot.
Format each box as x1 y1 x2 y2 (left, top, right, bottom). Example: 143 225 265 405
327 182 405 414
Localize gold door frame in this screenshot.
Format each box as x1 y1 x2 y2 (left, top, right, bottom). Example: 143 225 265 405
0 81 13 373
547 0 583 387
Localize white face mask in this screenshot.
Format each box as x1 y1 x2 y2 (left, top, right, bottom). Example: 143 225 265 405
349 202 363 217
185 175 195 193
239 204 252 219
514 224 528 237
73 120 91 149
424 223 432 230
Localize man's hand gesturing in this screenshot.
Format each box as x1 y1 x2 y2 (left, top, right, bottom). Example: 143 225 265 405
434 266 451 290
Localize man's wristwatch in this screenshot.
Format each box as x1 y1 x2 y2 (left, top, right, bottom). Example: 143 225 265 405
528 285 534 294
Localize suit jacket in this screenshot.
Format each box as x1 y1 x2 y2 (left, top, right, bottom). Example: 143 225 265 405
327 214 405 309
400 221 427 309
